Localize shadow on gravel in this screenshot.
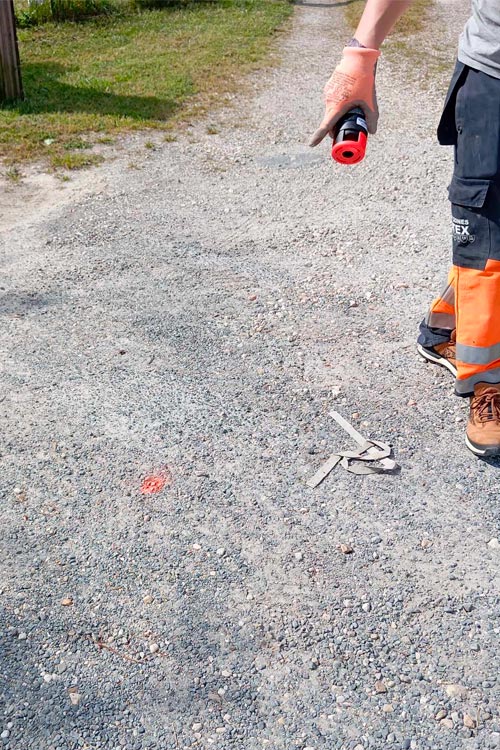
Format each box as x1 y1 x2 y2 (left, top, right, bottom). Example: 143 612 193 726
0 291 55 317
479 456 500 469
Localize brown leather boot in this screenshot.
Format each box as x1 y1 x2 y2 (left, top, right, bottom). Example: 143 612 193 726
417 330 457 377
466 383 500 456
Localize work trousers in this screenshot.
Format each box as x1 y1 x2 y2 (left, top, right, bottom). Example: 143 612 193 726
418 61 500 396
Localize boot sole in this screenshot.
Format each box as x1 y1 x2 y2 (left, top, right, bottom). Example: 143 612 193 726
465 434 500 458
417 344 457 378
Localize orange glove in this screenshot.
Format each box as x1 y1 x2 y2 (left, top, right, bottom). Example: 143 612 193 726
309 46 380 147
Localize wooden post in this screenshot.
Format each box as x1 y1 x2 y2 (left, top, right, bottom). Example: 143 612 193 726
0 0 23 103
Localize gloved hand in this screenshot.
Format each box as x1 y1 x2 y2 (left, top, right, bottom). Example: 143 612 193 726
309 46 380 147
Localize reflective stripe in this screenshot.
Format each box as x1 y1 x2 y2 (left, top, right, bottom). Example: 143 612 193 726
427 311 456 330
455 366 500 395
457 341 500 365
441 282 455 308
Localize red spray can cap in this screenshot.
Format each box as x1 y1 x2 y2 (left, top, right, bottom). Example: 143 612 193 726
331 107 368 165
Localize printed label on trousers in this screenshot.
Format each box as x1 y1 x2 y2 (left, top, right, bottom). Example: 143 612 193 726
452 217 476 244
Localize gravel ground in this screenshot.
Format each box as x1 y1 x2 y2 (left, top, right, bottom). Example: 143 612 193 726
2 1 500 749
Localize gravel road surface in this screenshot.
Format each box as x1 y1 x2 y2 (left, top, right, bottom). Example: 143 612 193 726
2 1 500 749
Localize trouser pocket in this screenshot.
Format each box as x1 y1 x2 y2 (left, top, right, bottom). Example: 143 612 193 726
437 61 467 146
448 176 492 270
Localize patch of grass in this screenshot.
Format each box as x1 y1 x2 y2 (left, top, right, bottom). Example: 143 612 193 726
345 0 433 37
50 151 104 169
16 0 118 27
4 166 24 183
3 0 293 165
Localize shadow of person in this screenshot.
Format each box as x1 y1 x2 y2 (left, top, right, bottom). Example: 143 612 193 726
5 61 183 121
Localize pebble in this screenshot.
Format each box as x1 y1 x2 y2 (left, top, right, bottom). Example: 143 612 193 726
149 643 159 654
60 597 73 606
445 684 467 699
435 709 447 721
216 548 226 557
375 681 387 693
362 602 371 612
340 543 354 555
143 595 153 604
487 538 500 550
18 632 27 640
192 723 203 732
294 552 304 561
464 713 476 728
69 692 81 706
1 731 9 740
440 718 454 729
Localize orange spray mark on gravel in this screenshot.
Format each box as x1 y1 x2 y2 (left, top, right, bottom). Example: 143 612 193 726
140 469 172 495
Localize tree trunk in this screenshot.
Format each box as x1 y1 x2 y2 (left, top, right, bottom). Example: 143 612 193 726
0 0 24 103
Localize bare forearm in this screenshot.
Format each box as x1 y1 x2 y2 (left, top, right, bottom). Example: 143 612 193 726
354 0 415 49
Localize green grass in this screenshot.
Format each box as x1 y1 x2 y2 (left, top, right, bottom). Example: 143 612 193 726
1 0 292 166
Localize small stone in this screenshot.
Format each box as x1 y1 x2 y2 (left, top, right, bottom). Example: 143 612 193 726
362 602 371 612
192 723 203 732
69 692 81 706
382 704 393 713
407 399 417 407
375 680 387 694
149 643 159 654
143 594 153 605
1 731 10 740
435 709 447 721
18 632 27 640
420 538 432 549
294 552 304 561
440 718 454 729
339 543 354 555
487 538 500 550
216 548 226 557
221 669 232 678
464 714 476 729
215 727 225 734
445 683 468 700
61 597 73 606
249 295 257 301
192 543 202 551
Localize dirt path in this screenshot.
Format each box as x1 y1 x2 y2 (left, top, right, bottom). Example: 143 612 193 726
2 2 500 749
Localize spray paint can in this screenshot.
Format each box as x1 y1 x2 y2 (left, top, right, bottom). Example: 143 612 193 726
331 107 368 165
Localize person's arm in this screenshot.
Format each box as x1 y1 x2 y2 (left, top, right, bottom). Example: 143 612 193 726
309 0 415 147
354 0 414 49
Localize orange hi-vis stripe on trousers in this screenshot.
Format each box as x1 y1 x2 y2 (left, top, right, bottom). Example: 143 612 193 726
427 261 500 394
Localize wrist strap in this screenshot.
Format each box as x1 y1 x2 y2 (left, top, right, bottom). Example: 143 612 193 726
347 37 367 48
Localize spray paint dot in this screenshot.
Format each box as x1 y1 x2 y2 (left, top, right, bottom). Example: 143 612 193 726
140 469 171 495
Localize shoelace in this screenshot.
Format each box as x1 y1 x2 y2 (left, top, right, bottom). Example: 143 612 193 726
441 343 456 361
473 389 500 423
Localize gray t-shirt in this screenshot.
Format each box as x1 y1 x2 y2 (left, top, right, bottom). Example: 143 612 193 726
459 0 500 78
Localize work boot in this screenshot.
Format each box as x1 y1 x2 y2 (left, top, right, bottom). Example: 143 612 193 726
466 383 500 457
417 330 457 377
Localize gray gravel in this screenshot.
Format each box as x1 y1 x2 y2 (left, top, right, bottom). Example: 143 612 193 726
1 1 500 749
